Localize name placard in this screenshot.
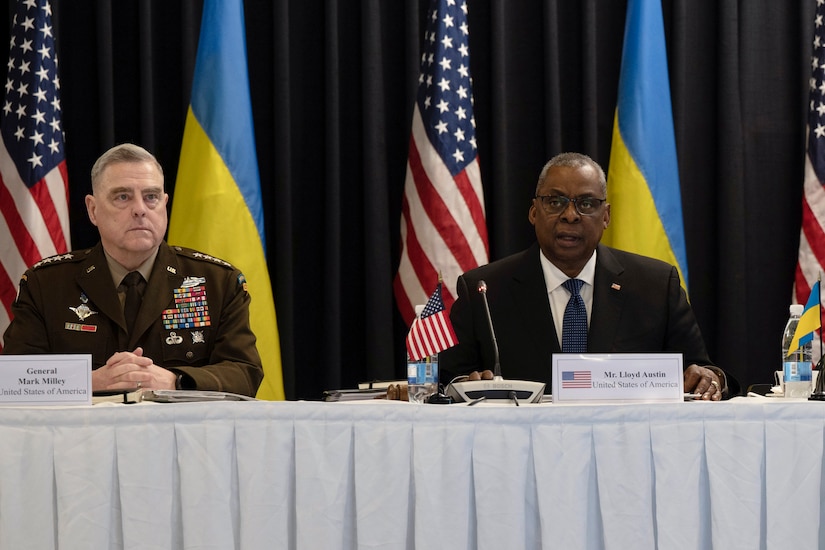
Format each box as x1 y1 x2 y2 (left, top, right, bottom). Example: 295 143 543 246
0 355 92 406
552 353 683 403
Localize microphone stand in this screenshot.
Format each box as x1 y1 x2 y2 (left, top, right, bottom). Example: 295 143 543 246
444 279 545 403
478 280 503 381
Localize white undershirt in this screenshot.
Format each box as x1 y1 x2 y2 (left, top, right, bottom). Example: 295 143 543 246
538 249 597 343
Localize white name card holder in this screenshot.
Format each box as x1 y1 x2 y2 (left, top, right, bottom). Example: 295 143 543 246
0 355 92 406
552 353 684 403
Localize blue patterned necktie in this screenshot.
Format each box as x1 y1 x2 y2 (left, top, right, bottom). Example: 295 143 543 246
562 278 587 353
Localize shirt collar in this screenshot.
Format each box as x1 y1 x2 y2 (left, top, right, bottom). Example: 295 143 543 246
539 248 597 292
105 248 159 288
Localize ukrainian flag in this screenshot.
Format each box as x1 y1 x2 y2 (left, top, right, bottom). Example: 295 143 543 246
602 0 689 291
169 0 284 400
788 281 821 356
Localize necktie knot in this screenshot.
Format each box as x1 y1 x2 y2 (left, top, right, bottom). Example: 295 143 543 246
123 271 143 288
563 278 584 296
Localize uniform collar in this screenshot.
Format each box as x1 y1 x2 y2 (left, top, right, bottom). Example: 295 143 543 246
104 248 159 287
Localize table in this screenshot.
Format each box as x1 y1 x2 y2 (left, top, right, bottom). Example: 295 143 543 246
0 397 823 549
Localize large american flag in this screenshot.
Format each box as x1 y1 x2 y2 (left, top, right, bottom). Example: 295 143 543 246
393 0 489 326
794 0 825 363
0 0 69 350
406 281 458 361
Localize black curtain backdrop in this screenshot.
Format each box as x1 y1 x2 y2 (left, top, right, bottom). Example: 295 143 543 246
4 0 814 399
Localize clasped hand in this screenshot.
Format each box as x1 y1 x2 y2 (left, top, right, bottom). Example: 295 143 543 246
91 347 177 391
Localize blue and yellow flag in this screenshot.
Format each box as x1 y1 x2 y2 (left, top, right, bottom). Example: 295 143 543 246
788 281 821 356
169 0 284 400
602 0 689 291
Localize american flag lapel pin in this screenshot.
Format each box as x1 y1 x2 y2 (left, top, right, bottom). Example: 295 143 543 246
611 283 621 291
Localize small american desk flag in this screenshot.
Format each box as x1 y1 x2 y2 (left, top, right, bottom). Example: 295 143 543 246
406 281 458 361
0 0 69 350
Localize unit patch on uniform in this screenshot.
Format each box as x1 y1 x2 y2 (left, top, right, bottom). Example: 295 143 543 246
162 281 211 330
15 274 26 302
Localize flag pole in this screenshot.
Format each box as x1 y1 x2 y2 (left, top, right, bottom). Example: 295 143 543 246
811 273 825 398
816 271 825 370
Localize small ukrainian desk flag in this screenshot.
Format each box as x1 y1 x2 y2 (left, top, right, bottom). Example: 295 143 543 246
169 0 284 400
788 281 821 356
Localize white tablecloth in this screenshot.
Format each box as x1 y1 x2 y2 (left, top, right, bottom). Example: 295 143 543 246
0 398 823 549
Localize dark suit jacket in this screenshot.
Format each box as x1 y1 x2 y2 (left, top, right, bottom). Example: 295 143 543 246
440 243 736 394
2 242 263 396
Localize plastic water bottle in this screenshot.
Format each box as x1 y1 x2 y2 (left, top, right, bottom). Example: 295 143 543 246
407 352 438 403
782 303 813 398
407 304 438 403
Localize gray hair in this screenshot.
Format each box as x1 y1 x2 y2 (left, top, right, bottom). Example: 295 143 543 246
90 143 164 192
535 152 607 196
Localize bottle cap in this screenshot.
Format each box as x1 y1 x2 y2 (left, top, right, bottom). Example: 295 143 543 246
790 304 804 316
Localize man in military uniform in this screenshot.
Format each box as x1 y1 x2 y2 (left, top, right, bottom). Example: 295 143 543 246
2 143 263 396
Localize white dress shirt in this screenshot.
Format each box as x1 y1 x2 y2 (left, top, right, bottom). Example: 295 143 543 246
538 249 597 343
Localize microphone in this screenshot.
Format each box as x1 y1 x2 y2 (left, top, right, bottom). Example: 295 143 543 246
445 279 546 404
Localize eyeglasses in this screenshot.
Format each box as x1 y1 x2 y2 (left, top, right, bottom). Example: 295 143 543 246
534 195 606 216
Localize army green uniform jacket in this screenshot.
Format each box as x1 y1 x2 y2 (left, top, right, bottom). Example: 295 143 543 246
3 242 263 396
